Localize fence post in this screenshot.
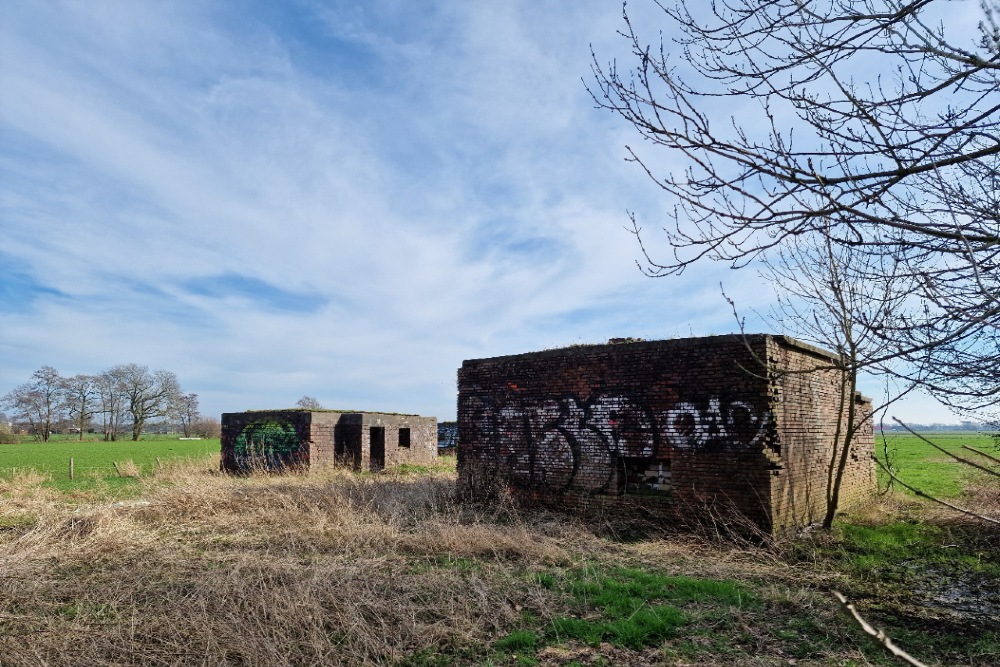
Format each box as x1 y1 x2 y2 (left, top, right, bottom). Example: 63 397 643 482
69 457 74 480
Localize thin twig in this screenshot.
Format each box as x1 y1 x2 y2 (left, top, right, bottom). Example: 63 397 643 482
830 591 931 667
872 455 1000 525
961 445 1000 467
892 418 1000 478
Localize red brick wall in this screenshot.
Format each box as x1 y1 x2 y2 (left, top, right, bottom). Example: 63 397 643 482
356 413 439 470
457 335 875 533
767 338 876 529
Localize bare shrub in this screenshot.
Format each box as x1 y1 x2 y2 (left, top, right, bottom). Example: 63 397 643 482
190 416 221 439
112 459 142 478
0 422 17 445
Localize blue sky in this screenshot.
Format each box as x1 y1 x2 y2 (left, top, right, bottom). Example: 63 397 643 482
0 0 964 424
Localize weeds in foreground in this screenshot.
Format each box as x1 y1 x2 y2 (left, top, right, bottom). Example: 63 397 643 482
112 459 142 478
0 460 997 666
0 467 51 489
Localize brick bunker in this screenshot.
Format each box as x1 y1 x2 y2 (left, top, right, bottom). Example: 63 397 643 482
221 410 437 473
457 335 875 533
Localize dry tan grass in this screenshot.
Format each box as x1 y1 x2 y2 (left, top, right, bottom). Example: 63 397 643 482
1 459 995 666
0 461 586 666
0 469 61 513
960 479 1000 518
0 467 52 491
112 459 143 478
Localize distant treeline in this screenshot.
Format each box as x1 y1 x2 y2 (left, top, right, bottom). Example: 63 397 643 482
878 421 995 432
2 364 216 442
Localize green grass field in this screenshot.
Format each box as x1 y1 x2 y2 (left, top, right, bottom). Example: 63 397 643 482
0 436 220 494
875 431 999 498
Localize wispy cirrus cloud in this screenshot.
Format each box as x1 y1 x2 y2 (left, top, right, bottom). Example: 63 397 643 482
0 0 957 423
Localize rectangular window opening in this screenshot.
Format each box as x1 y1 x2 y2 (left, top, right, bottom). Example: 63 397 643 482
621 457 671 495
398 427 411 449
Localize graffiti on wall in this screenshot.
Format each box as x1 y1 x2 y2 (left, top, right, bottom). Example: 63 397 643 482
463 392 771 493
232 419 301 471
663 398 770 450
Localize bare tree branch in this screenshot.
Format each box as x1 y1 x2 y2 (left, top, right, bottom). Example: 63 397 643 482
830 590 931 667
592 0 1000 412
873 453 1000 524
961 444 1000 466
892 417 1000 477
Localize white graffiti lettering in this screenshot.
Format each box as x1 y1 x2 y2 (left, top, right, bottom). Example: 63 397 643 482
471 393 771 492
664 398 769 449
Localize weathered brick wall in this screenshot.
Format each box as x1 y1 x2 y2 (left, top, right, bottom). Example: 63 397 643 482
457 335 875 533
359 413 439 470
221 410 437 473
221 410 313 471
308 412 359 467
458 336 778 529
767 338 876 529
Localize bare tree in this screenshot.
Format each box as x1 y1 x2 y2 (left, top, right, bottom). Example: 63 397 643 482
109 364 181 441
295 396 323 410
191 416 222 439
743 231 923 526
591 0 1000 412
172 392 201 437
1 366 64 441
61 374 96 441
96 368 127 441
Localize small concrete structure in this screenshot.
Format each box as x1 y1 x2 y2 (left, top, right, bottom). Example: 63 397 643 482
221 410 437 473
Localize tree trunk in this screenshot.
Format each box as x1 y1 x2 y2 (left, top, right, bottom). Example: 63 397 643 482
823 366 859 529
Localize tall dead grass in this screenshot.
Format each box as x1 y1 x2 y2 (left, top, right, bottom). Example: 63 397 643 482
0 460 590 666
4 458 992 666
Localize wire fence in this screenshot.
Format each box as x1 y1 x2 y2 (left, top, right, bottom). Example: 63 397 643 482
0 456 194 481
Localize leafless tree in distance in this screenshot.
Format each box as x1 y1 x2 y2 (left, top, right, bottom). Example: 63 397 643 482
172 392 201 437
96 368 127 441
107 364 182 441
61 374 97 441
1 366 64 441
296 396 323 410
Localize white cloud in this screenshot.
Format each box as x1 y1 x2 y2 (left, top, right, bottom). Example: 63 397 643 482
0 0 966 425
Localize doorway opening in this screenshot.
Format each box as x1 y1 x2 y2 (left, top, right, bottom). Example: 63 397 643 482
370 427 386 472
